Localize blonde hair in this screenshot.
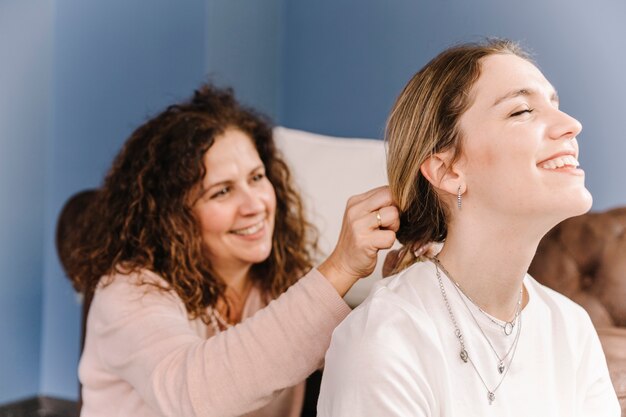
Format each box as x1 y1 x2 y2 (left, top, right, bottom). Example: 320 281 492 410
386 39 530 272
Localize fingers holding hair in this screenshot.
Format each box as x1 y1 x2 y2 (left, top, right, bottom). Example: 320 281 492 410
319 185 400 296
372 205 400 232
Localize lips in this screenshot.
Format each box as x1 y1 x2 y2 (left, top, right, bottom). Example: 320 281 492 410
539 154 580 170
230 220 265 236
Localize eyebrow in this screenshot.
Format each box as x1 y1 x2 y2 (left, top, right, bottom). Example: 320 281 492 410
202 163 265 193
492 88 559 107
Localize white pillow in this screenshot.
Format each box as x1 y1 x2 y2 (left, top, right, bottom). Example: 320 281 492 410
273 126 396 307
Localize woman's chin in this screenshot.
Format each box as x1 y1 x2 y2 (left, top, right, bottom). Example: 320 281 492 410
553 188 593 222
572 188 593 215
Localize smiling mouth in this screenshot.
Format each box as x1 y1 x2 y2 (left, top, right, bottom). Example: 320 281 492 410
231 221 265 236
539 155 580 170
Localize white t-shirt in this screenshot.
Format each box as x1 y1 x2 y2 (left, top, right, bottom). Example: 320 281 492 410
317 260 620 417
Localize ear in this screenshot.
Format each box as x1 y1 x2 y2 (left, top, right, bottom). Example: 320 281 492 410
420 149 464 197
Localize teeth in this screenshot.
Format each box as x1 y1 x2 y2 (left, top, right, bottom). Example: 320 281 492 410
232 221 264 236
541 155 579 170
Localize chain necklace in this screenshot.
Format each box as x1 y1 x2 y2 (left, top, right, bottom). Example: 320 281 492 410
208 307 233 334
453 282 520 374
434 257 522 374
435 257 522 336
434 260 522 405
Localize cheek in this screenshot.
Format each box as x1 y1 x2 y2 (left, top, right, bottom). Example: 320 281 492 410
196 203 233 236
464 139 502 181
466 131 533 174
262 181 277 215
471 147 497 167
464 139 534 198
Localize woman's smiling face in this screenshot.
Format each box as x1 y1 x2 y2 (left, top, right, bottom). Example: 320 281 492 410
456 53 592 222
192 129 276 277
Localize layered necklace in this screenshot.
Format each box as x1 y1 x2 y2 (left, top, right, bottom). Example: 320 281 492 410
432 257 524 405
449 269 522 337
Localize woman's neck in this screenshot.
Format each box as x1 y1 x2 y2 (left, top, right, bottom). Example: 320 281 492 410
214 263 254 323
435 216 543 320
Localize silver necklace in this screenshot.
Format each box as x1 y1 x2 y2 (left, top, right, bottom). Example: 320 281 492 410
435 258 522 336
434 261 522 405
433 257 522 374
208 307 232 334
453 282 520 374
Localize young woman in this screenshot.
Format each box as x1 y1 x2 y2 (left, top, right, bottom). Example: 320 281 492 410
317 39 620 416
68 84 399 416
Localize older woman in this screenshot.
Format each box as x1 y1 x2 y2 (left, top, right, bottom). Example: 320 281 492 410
317 39 620 416
68 84 399 416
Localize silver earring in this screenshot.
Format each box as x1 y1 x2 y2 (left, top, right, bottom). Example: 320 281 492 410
457 186 462 210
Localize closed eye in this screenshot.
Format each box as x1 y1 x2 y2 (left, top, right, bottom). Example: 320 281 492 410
510 108 534 117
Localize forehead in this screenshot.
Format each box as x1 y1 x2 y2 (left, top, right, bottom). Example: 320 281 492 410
206 129 259 161
203 129 261 175
469 53 554 106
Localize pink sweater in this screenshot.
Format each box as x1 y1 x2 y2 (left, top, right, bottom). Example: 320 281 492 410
79 268 351 417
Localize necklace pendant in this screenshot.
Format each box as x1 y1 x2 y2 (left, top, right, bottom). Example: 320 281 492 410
504 321 514 336
498 361 505 374
460 349 469 363
488 391 495 405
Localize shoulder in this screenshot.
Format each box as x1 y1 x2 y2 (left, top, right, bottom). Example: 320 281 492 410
89 268 187 328
329 260 443 359
525 274 592 325
370 259 441 307
94 268 174 304
319 262 443 416
524 274 598 357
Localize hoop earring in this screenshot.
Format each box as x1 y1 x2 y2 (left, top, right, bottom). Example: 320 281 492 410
457 186 462 210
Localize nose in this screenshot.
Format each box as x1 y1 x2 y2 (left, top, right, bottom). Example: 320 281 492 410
238 186 265 216
547 108 582 141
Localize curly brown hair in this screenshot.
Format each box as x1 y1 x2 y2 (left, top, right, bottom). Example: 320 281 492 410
70 83 318 323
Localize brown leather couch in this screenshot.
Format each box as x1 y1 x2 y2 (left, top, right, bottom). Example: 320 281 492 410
529 207 626 415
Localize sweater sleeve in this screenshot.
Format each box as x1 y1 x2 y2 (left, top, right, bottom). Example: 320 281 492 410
88 268 351 417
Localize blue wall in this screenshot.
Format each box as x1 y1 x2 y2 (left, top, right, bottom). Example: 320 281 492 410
38 0 210 398
0 0 53 403
282 0 626 210
206 0 284 119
